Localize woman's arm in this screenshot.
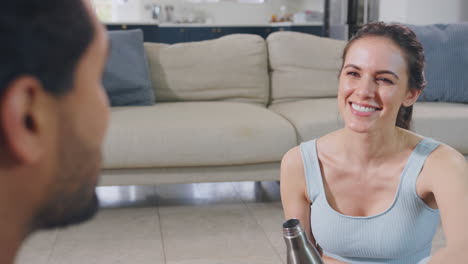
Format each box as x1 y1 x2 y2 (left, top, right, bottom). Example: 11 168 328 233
280 147 317 245
280 147 349 264
424 145 468 263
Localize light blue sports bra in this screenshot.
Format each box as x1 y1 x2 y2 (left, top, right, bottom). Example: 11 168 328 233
300 138 441 264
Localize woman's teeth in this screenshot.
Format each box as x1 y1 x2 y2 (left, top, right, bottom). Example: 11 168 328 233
351 103 379 112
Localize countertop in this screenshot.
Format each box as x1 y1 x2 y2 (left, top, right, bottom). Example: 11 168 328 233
104 21 159 25
104 21 323 27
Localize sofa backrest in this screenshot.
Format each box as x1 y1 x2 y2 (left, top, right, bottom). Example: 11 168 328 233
267 32 346 104
144 34 269 105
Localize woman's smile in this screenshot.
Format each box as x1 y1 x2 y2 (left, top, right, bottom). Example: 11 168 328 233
348 101 382 117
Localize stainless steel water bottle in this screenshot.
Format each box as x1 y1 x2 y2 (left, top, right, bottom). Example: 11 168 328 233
283 218 324 264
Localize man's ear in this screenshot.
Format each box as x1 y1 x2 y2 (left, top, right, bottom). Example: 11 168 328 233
0 76 49 164
402 87 422 107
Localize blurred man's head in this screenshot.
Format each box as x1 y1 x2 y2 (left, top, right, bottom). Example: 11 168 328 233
0 0 109 240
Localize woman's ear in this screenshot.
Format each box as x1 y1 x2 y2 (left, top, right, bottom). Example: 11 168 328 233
402 88 422 107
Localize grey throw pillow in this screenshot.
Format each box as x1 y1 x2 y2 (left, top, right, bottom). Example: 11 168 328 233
408 23 468 103
103 29 155 106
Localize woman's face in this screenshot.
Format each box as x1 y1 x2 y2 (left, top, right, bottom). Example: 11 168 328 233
338 36 416 133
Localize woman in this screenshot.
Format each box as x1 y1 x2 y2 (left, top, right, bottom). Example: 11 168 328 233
280 22 468 264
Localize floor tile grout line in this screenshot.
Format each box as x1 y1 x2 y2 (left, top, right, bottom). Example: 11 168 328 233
234 182 285 263
155 185 168 264
231 181 286 264
37 183 281 264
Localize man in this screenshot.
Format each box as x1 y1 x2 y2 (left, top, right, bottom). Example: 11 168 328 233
0 0 109 262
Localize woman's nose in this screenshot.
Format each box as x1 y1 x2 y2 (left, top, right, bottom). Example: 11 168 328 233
355 77 376 98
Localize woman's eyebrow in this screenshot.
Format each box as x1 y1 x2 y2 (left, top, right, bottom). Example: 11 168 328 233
375 70 399 80
344 64 361 70
344 64 399 80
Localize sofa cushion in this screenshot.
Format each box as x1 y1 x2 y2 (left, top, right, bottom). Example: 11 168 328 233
413 102 468 155
269 99 344 143
144 34 269 105
102 102 297 169
408 24 468 103
267 32 346 104
269 99 468 155
103 29 155 106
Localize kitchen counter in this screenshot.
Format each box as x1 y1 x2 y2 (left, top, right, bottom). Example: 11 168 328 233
159 22 323 27
103 21 159 25
104 21 323 27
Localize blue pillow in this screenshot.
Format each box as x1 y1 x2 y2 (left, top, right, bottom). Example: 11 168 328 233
408 23 468 103
103 29 155 106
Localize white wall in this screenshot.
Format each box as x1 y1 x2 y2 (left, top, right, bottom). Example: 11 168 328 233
378 0 408 23
93 0 323 24
460 0 468 22
155 0 276 24
152 0 323 24
294 0 324 13
406 0 465 24
379 0 468 24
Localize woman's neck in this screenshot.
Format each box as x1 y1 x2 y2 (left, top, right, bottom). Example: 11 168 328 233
339 126 407 166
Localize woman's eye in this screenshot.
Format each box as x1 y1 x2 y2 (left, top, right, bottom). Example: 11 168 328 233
376 77 394 85
346 72 359 77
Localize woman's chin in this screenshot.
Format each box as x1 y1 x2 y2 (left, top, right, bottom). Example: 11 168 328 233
345 122 375 134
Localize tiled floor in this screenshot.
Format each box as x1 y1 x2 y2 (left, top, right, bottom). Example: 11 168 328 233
16 181 446 264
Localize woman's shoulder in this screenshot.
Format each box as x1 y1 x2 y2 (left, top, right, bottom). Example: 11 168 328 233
280 146 309 196
403 130 464 165
426 142 466 169
288 131 341 163
281 146 304 171
414 136 467 186
420 141 468 199
404 130 463 161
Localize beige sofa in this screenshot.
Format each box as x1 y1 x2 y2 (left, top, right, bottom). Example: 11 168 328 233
100 32 468 186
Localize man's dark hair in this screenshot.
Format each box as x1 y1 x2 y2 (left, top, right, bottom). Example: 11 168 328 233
340 22 426 130
0 0 95 97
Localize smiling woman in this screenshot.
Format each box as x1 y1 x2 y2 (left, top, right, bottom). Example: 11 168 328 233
339 22 426 131
280 22 468 264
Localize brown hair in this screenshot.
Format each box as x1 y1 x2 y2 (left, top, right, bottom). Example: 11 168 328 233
341 22 426 130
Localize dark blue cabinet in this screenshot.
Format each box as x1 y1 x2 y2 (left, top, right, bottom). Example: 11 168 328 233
189 28 217 42
106 24 323 44
224 27 272 38
291 26 323 37
271 26 291 33
106 24 159 42
157 27 186 44
157 27 221 44
157 27 264 44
